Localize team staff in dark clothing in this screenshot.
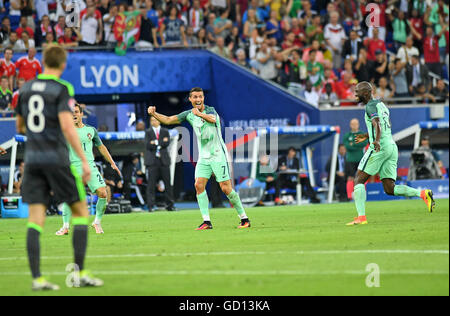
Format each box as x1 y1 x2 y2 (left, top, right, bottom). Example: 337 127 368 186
144 116 176 211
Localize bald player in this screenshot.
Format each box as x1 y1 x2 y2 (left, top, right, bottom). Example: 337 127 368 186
347 81 435 225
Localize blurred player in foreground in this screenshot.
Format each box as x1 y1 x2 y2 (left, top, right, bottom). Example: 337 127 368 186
15 44 103 290
148 87 251 230
348 82 435 226
56 103 121 235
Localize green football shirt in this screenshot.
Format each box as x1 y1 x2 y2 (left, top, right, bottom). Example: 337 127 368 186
364 99 395 149
177 105 228 163
68 124 103 164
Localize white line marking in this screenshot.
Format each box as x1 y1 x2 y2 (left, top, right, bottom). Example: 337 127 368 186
0 270 448 276
0 250 448 261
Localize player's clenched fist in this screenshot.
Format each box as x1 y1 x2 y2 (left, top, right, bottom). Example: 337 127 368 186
147 106 156 116
192 107 201 116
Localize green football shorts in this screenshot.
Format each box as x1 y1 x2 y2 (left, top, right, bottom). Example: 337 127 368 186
358 143 398 180
72 162 106 193
195 160 231 182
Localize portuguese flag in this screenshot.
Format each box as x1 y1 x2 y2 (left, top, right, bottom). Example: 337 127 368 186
113 10 142 56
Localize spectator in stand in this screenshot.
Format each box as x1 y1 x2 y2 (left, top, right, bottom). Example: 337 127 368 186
145 0 159 27
4 31 19 50
414 83 436 103
12 0 35 30
80 0 103 46
407 53 431 95
210 35 231 59
370 50 389 86
136 6 159 49
205 12 217 46
0 17 11 47
98 0 111 16
319 82 338 108
409 8 424 54
351 18 364 39
185 25 199 45
15 47 42 81
300 80 319 108
160 5 188 47
340 58 355 80
365 28 386 62
214 8 233 40
15 15 34 39
53 16 66 40
396 36 420 66
391 58 410 98
266 9 283 45
280 47 306 95
353 47 371 83
243 0 269 24
375 76 393 100
302 39 324 64
196 27 207 45
342 30 363 62
234 48 250 69
227 25 245 55
58 27 82 49
342 118 367 200
427 0 449 61
423 25 448 76
389 7 408 51
189 0 204 33
251 39 278 82
103 5 118 48
36 15 53 47
42 32 58 48
243 8 260 42
430 79 449 103
288 18 307 48
10 77 25 110
335 72 356 105
306 49 324 89
366 0 387 41
0 47 15 90
324 11 346 70
15 30 35 50
0 75 12 110
305 14 324 47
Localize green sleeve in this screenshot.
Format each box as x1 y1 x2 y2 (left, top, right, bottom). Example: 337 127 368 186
92 127 103 147
343 132 351 148
366 101 379 120
176 110 191 123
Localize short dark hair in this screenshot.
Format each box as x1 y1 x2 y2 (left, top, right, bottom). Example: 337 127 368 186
288 146 296 153
3 47 13 54
189 87 204 96
74 103 83 113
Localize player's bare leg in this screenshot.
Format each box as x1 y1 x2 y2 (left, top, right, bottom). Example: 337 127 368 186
219 180 251 228
195 177 213 230
56 203 71 236
382 178 435 213
92 187 108 234
347 170 371 226
70 200 103 287
27 204 60 291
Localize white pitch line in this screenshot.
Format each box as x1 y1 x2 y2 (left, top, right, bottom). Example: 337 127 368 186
0 249 448 262
0 270 448 276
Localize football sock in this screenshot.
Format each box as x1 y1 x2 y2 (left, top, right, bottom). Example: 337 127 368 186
94 198 107 224
26 223 42 279
196 191 210 222
72 218 88 272
227 190 248 219
62 203 71 229
394 185 421 198
354 184 366 216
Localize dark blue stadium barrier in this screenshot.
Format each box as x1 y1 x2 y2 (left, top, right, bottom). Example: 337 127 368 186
365 182 403 201
407 179 449 199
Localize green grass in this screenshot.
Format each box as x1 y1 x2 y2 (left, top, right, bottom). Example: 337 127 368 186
0 199 448 296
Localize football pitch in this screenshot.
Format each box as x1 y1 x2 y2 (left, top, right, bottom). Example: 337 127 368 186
0 199 448 296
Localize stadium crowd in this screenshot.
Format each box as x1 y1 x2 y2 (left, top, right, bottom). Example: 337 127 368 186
0 0 449 111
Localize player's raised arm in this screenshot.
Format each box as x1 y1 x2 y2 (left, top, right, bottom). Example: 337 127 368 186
147 106 180 125
371 117 382 152
192 107 216 124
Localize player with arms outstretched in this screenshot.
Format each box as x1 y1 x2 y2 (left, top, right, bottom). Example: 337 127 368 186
56 103 121 235
347 82 435 225
15 44 103 290
148 87 250 230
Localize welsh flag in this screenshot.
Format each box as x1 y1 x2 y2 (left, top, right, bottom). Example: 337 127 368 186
113 10 142 56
